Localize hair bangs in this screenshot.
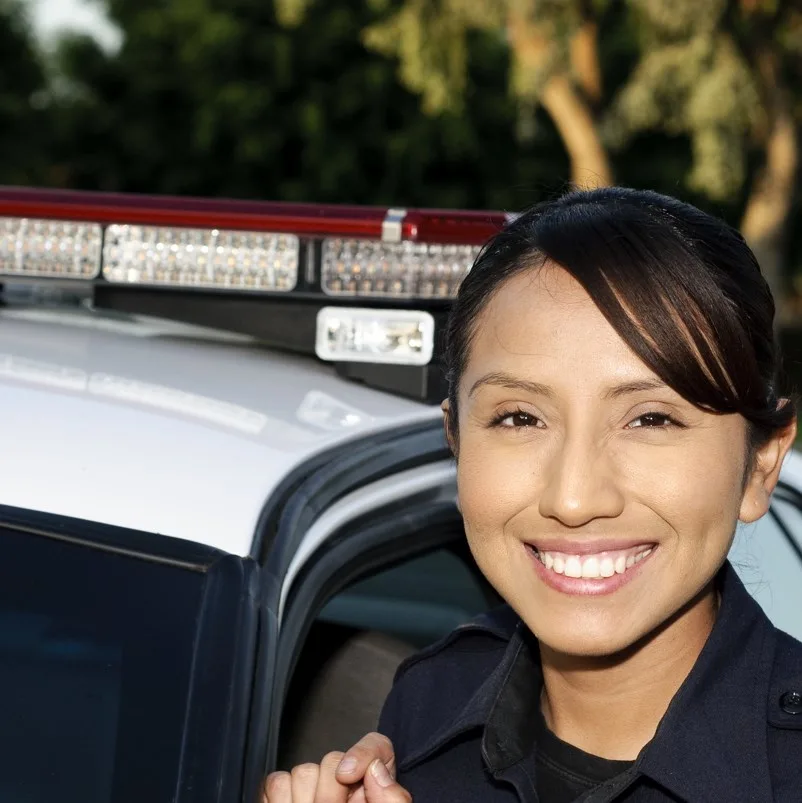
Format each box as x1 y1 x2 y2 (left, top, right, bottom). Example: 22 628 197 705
530 200 751 416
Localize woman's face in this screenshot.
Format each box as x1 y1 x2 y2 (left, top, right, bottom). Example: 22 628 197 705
452 264 793 657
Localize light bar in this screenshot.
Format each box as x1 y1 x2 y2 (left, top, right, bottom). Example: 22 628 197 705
102 224 299 292
321 238 481 299
315 307 435 366
0 217 102 279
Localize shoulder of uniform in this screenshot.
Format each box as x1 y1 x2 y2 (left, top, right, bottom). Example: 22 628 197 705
768 628 802 730
392 603 520 682
377 605 522 758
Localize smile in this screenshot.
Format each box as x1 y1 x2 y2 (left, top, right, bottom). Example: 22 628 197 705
524 542 657 596
534 545 653 578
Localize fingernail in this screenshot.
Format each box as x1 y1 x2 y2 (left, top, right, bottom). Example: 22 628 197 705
337 757 357 774
370 759 392 787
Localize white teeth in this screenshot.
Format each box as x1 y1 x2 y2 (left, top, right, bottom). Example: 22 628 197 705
536 546 654 579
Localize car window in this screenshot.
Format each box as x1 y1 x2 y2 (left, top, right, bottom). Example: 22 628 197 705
318 547 491 648
0 520 214 803
730 498 802 642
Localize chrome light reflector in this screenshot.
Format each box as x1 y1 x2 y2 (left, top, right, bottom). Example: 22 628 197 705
0 217 102 279
315 307 435 366
321 238 480 299
103 224 299 292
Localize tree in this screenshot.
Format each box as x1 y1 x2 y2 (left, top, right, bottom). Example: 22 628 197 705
0 0 54 186
277 0 616 188
278 0 801 309
47 0 570 210
604 0 802 311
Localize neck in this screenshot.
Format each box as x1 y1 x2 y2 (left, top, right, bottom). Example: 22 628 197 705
539 584 718 761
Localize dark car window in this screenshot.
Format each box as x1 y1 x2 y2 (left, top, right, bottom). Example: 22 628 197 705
0 519 232 803
318 547 491 648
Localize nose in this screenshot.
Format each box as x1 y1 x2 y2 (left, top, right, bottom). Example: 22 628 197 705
538 436 625 527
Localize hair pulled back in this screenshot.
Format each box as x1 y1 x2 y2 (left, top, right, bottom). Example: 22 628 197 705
445 187 794 450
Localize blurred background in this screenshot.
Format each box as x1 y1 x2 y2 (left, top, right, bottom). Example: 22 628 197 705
6 0 802 382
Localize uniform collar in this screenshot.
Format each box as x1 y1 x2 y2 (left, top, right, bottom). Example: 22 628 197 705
400 563 782 802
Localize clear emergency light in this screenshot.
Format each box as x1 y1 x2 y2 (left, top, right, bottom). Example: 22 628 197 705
0 187 507 402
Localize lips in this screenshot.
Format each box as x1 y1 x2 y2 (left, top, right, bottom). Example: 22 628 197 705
523 538 658 595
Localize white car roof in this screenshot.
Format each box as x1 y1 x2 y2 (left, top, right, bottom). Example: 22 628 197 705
0 304 439 556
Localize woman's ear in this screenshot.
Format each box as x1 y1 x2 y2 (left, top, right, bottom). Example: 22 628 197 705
441 399 458 458
739 414 797 524
441 399 461 513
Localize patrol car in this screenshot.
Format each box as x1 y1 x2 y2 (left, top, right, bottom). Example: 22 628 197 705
0 187 798 803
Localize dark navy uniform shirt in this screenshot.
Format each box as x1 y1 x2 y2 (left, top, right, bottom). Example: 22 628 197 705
378 563 802 802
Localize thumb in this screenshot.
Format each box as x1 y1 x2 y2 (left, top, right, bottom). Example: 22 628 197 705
363 759 412 802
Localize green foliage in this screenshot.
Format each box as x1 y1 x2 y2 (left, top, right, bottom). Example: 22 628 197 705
0 0 796 229
41 0 571 210
356 0 595 113
603 30 760 200
0 0 54 185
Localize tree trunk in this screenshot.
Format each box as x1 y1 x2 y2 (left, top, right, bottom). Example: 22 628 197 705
570 19 603 105
540 73 614 188
739 52 798 321
507 8 613 189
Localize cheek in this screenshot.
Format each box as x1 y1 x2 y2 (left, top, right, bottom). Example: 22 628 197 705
457 437 536 529
456 438 537 581
630 441 745 535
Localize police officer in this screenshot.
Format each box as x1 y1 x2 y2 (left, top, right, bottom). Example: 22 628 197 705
266 188 802 802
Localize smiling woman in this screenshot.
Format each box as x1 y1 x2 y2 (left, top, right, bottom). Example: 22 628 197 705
266 188 802 803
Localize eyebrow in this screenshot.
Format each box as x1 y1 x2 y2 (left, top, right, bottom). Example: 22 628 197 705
468 372 670 400
468 372 554 398
603 378 670 399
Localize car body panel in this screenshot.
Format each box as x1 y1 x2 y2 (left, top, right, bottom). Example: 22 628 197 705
0 305 438 555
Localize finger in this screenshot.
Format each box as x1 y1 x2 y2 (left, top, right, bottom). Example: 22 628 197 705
290 763 320 802
264 771 291 802
347 787 368 803
335 733 396 784
313 752 352 803
363 759 412 802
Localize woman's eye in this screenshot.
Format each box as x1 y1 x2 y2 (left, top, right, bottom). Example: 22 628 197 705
629 412 675 429
496 411 541 428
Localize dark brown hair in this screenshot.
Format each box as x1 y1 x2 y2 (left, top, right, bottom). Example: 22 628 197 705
445 187 795 451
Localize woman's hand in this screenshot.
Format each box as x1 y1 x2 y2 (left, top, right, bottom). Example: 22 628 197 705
263 732 409 802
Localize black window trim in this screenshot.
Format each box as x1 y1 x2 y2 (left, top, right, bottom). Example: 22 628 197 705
768 481 802 567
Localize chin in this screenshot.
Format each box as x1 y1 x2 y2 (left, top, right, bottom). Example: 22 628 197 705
525 616 646 659
541 633 637 659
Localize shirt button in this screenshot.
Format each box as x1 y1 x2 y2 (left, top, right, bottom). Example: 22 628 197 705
780 691 802 715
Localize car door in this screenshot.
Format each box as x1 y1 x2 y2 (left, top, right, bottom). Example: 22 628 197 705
248 418 455 777
0 504 261 803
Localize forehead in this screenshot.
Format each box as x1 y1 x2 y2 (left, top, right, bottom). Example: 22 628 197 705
464 265 646 385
